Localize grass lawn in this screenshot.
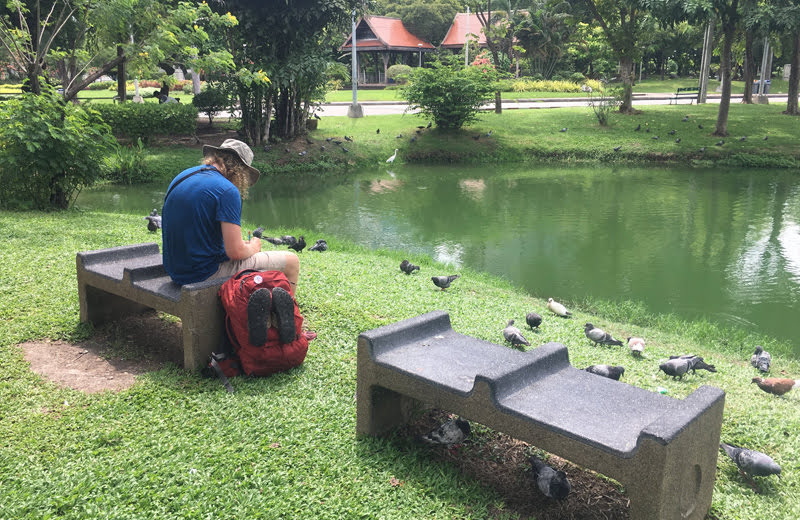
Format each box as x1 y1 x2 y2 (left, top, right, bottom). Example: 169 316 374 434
1 209 799 519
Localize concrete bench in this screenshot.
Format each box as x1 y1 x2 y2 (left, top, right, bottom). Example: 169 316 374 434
670 86 700 104
76 243 225 370
356 311 725 520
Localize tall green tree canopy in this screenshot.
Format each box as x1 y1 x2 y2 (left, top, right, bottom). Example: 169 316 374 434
375 0 461 46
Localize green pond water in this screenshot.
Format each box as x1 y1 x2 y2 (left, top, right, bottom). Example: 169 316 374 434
77 163 800 355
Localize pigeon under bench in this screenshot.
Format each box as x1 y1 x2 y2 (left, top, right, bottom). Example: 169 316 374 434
76 243 225 370
357 311 725 520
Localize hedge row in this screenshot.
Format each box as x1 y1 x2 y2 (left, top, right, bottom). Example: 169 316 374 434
94 102 198 141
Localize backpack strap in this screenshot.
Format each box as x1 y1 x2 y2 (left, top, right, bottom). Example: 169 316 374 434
163 166 216 206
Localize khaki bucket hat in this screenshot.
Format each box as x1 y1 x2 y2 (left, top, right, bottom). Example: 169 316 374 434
202 139 260 186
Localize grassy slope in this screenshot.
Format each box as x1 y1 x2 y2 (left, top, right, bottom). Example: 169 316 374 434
1 210 799 519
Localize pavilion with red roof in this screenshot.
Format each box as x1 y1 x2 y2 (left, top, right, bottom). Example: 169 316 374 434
339 15 434 85
440 13 488 50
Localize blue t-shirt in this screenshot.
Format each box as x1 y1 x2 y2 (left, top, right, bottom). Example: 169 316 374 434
162 165 241 285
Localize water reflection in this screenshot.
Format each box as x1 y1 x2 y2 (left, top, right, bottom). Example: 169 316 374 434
76 163 800 353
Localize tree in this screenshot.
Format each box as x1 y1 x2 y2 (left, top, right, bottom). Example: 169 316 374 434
581 0 647 113
376 0 461 47
514 0 574 79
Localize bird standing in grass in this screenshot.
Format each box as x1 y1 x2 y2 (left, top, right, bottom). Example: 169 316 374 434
287 235 306 253
669 354 716 374
503 319 531 348
584 364 625 380
526 312 542 330
584 323 623 346
546 298 571 318
529 456 571 500
419 417 470 447
386 149 398 164
431 275 459 290
613 145 622 152
752 377 798 396
399 259 420 274
750 345 771 373
144 209 162 232
627 336 645 357
720 442 781 492
559 127 567 132
659 357 692 379
309 239 328 252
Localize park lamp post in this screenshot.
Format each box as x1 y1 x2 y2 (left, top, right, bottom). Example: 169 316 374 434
347 8 364 118
418 43 423 67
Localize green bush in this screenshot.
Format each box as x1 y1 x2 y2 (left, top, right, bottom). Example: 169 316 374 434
86 81 116 91
386 64 413 84
0 87 117 209
192 85 231 124
402 57 498 129
94 102 198 141
103 138 150 184
569 72 586 83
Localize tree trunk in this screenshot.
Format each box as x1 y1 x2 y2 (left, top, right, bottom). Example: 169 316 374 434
742 30 754 104
714 24 735 136
618 56 635 114
63 54 126 102
117 46 126 103
192 70 202 95
785 32 800 116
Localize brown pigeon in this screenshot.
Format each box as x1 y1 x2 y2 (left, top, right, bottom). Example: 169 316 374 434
752 377 798 397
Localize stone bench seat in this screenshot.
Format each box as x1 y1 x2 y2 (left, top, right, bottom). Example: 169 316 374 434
77 243 225 369
357 311 725 520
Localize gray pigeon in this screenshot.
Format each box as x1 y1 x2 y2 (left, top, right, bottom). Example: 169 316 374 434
400 259 420 274
584 323 623 346
584 364 625 380
419 417 470 447
529 456 571 500
252 226 264 238
525 312 542 330
750 345 771 373
720 442 781 490
309 239 328 252
503 320 531 348
669 354 716 374
144 209 161 232
431 275 459 290
659 357 692 379
287 235 306 252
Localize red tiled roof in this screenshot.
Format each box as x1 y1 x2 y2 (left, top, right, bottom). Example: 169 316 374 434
441 13 488 49
340 15 434 52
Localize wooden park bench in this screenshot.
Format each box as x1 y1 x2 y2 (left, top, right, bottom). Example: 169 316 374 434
356 311 725 520
670 86 700 105
76 243 225 370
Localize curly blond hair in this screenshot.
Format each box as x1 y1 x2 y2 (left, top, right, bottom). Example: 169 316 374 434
203 151 251 199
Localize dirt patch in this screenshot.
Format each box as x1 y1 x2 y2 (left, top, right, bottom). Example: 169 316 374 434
21 311 183 393
402 410 631 520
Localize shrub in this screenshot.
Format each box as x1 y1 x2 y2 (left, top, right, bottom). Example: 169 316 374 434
86 81 115 91
587 84 621 126
94 102 198 142
103 138 150 184
192 85 231 124
402 56 498 130
0 86 117 209
386 64 413 84
569 72 586 83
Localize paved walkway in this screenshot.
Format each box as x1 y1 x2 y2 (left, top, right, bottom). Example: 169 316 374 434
318 92 790 117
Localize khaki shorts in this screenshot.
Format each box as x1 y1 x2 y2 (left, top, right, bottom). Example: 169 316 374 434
209 251 289 281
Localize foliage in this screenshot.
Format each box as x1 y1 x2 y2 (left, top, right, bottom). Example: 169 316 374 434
402 56 499 129
506 78 601 92
386 64 413 84
191 84 231 124
513 0 574 79
93 102 197 141
374 0 461 47
0 86 117 209
586 83 621 126
103 138 149 184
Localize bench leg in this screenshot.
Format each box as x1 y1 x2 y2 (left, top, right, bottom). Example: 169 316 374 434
357 384 420 436
179 290 225 370
79 284 152 325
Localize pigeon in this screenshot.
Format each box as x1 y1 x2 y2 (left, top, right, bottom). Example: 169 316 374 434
473 134 480 140
668 129 676 135
584 364 625 380
313 113 321 120
344 135 353 142
252 226 264 238
399 259 420 274
320 145 326 151
426 121 432 128
720 442 781 490
386 149 398 164
298 150 307 156
326 137 333 142
698 124 703 129
763 135 768 140
627 336 645 357
529 456 571 500
669 354 716 374
410 136 417 143
675 138 681 143
305 138 313 145
699 147 706 153
309 239 328 252
659 357 692 379
634 124 641 131
503 319 531 348
645 127 650 133
417 125 425 129
419 417 470 447
376 128 380 134
144 209 161 232
716 140 724 146
682 115 689 122
750 345 771 373
263 144 271 152
287 235 306 253
341 147 349 153
284 147 290 153
485 130 492 137
652 135 659 140
332 139 342 145
613 145 622 152
546 298 571 318
752 377 798 397
396 134 403 138
559 127 567 132
416 129 422 135
264 236 285 245
584 323 623 347
525 312 542 330
431 275 459 290
739 136 747 141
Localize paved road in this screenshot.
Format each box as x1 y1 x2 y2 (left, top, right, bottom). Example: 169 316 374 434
319 92 791 117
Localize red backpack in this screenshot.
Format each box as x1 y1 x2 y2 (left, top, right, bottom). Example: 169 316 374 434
210 269 309 382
